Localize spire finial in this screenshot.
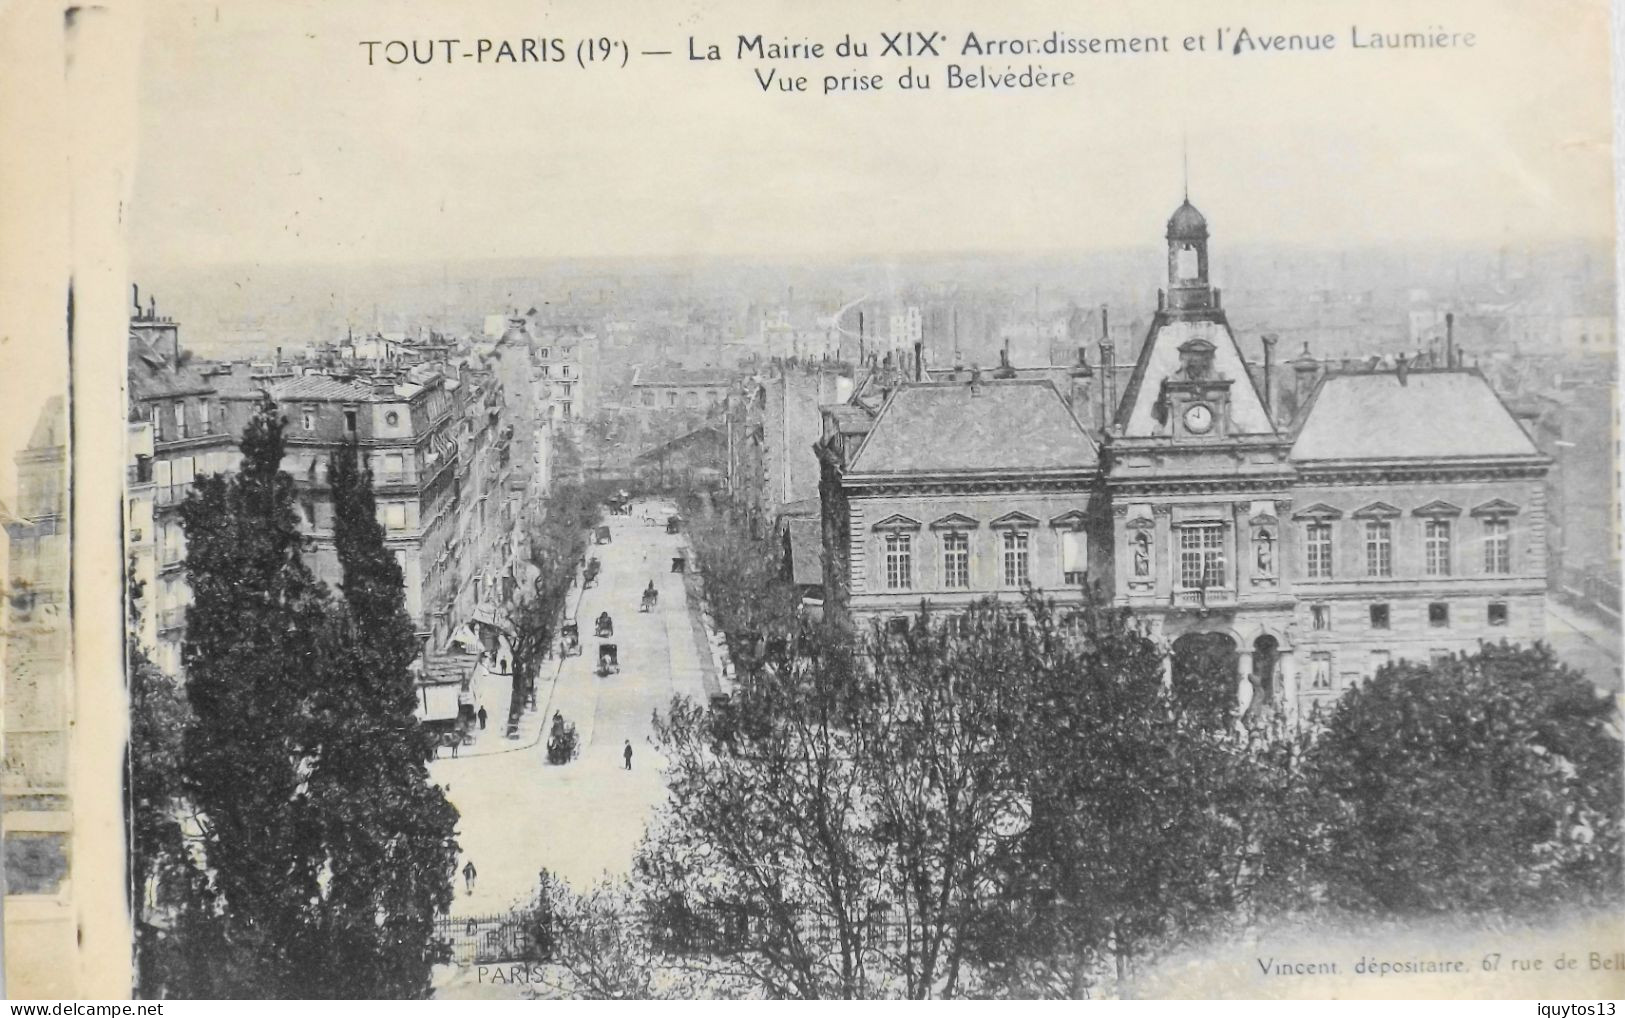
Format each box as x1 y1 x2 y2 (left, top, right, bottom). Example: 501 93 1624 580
1182 132 1189 202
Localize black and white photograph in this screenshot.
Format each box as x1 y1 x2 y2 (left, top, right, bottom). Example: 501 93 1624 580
0 0 1621 1002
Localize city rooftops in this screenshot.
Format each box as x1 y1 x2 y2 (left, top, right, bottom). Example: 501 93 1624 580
267 373 435 403
630 366 735 388
846 378 1097 477
1291 368 1542 462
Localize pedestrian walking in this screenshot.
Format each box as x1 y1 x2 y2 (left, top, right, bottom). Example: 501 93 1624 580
462 860 477 895
623 740 634 770
478 706 488 730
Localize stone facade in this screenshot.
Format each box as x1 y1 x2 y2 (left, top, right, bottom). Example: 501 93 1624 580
818 196 1555 720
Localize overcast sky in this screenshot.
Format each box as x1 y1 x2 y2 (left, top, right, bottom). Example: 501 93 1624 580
128 0 1615 271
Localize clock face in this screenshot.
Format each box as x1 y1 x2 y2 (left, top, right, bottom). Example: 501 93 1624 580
1183 403 1214 434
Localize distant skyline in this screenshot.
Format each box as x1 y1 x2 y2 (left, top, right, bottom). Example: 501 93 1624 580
130 0 1614 271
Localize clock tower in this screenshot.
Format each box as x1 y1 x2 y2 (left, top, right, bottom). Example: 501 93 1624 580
1159 337 1233 439
1105 194 1296 723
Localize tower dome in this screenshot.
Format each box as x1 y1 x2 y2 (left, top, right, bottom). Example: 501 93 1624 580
1166 199 1208 241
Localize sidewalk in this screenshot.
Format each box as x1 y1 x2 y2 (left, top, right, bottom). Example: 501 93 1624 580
454 562 588 760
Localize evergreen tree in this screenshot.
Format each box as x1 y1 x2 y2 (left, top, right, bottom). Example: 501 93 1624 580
127 571 225 998
176 402 460 997
315 442 460 997
178 399 336 994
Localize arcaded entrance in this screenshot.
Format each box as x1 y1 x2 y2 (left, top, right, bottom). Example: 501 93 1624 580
1170 632 1238 717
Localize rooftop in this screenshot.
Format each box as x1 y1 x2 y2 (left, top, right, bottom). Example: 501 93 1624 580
848 379 1097 476
269 375 378 402
632 366 735 388
1291 369 1541 461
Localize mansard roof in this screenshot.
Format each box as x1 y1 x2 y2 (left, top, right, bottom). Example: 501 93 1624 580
1113 314 1276 437
1291 370 1540 462
846 379 1097 476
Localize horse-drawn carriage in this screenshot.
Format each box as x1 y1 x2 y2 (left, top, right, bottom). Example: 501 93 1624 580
640 585 658 613
666 515 682 534
596 643 619 677
583 557 601 589
559 621 581 657
594 611 614 638
546 711 579 765
594 525 613 545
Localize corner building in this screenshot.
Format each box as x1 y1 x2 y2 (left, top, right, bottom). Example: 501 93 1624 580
819 196 1552 720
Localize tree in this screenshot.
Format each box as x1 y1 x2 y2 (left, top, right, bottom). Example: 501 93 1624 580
314 443 461 997
684 505 800 673
1304 643 1623 916
637 620 881 998
967 597 1300 998
175 402 460 997
126 571 223 999
509 479 600 725
178 399 341 994
626 593 1304 999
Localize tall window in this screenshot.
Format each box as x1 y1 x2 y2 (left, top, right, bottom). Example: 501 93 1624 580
884 532 912 590
1424 519 1452 576
1178 524 1226 589
1309 652 1333 690
1364 520 1392 577
1483 517 1510 573
173 401 187 439
302 406 316 431
1061 531 1087 584
941 531 969 589
1001 530 1030 587
1305 522 1333 579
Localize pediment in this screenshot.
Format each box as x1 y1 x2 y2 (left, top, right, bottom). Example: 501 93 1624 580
1249 513 1279 528
1411 500 1463 517
990 510 1040 529
1470 498 1521 517
929 512 980 530
1291 502 1344 521
1048 509 1090 529
1352 501 1402 519
871 513 921 531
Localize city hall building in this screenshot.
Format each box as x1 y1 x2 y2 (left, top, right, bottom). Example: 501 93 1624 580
819 196 1551 718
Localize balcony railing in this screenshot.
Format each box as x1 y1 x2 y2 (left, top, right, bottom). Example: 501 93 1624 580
1170 588 1237 610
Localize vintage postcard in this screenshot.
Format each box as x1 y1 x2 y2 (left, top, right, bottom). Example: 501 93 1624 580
1 0 1622 1001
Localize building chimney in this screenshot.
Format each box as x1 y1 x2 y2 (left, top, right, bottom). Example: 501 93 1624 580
1099 306 1117 433
1445 312 1455 368
132 283 141 317
913 340 923 382
1292 342 1319 416
1396 353 1410 386
995 342 1015 379
1261 333 1278 422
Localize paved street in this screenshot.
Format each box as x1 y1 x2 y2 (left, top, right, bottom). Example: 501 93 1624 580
429 499 715 915
1545 599 1623 694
